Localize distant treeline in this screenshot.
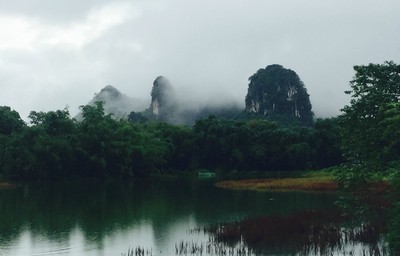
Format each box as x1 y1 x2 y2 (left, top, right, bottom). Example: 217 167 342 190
0 102 343 180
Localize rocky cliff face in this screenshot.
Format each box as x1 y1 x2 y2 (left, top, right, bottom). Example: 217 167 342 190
245 64 313 125
148 76 178 121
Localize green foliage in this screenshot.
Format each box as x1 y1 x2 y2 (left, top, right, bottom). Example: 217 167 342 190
0 104 344 179
0 102 173 179
340 61 400 173
128 111 148 123
192 116 342 172
337 61 400 252
0 127 39 178
312 118 343 169
29 108 75 135
0 106 25 135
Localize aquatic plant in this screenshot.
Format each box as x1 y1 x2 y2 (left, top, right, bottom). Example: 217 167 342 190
122 246 153 256
174 239 256 256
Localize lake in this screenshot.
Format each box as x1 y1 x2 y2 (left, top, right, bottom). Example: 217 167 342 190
0 178 387 255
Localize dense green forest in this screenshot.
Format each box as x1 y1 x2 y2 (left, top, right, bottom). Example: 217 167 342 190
0 100 342 180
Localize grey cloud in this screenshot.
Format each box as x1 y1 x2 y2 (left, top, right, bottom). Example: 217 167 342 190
1 0 400 121
0 0 114 23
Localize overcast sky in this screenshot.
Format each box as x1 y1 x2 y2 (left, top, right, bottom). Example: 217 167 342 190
1 0 399 120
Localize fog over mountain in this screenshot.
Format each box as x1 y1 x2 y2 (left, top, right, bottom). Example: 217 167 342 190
79 65 313 126
144 76 242 125
0 0 399 121
75 85 148 120
78 76 242 125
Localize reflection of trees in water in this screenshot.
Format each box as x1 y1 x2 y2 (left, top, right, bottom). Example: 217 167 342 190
203 210 388 256
336 176 400 255
0 180 192 243
387 202 400 254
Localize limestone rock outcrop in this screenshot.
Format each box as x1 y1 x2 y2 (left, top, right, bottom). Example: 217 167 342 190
245 64 313 125
149 76 177 119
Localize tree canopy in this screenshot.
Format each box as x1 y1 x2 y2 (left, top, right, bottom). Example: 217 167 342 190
0 106 25 135
0 103 342 180
340 61 400 173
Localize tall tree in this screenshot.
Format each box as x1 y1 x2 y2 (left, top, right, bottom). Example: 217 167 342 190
340 61 400 173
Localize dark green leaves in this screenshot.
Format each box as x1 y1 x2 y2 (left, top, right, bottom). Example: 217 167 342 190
0 106 25 135
340 61 400 172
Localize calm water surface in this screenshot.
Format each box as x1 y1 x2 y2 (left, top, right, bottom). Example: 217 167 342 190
0 178 382 255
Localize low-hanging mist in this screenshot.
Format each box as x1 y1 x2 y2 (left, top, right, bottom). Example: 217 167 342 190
78 64 314 126
75 84 148 121
78 76 244 125
144 76 243 125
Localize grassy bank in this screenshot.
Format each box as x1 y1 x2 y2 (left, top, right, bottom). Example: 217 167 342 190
215 170 337 191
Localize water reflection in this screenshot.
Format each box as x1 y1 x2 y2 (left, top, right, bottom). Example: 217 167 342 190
203 209 387 255
0 178 343 255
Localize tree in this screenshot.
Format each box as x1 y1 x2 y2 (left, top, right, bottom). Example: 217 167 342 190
28 109 78 178
77 101 119 176
339 61 400 173
379 102 400 168
311 118 343 169
338 61 400 253
0 131 34 178
29 108 75 135
0 106 25 135
149 122 194 171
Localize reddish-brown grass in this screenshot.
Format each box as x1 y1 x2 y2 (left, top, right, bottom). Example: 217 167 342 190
215 177 338 192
